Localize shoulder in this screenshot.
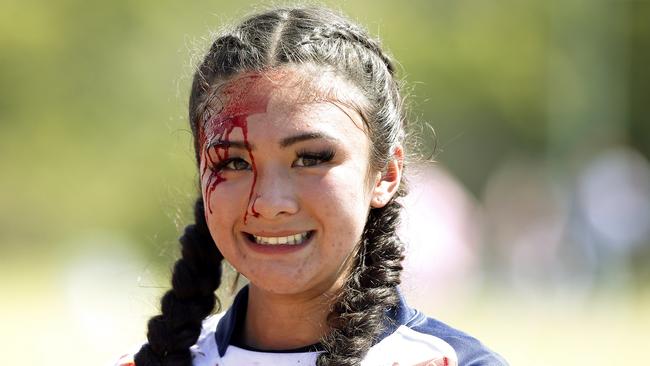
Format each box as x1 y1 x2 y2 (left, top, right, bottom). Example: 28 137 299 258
110 312 225 366
386 292 507 365
363 324 458 366
407 314 508 366
192 312 223 360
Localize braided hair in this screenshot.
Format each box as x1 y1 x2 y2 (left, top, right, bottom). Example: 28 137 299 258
135 198 223 366
136 6 408 366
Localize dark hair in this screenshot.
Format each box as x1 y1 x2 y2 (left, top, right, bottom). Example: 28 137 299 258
136 6 407 366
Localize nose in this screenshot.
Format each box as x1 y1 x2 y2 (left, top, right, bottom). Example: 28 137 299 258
247 166 299 219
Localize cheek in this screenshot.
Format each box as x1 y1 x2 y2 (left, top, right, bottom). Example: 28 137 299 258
306 169 371 227
310 173 369 268
334 163 372 202
202 180 249 233
210 182 247 204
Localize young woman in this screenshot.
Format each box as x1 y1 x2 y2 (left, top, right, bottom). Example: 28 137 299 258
116 6 507 366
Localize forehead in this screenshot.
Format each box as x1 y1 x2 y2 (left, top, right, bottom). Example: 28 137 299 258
201 66 369 131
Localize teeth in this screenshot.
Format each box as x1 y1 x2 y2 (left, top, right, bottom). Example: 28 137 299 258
252 232 310 245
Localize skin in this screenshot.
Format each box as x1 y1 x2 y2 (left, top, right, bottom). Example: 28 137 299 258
199 68 403 350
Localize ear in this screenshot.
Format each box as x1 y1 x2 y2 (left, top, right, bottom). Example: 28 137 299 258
370 145 404 208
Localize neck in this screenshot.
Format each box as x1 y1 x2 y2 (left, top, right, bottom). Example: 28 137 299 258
243 284 340 351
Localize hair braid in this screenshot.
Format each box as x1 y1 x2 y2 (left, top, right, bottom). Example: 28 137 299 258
318 190 406 366
298 23 395 74
134 198 223 366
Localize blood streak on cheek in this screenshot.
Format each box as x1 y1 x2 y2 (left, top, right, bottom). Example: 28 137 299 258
199 74 269 222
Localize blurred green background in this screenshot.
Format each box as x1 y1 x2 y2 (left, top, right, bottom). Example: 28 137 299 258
2 0 649 365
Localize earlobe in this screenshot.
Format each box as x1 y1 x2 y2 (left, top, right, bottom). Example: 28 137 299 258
371 146 404 208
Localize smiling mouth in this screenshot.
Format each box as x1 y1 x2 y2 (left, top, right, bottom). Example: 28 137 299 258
245 231 314 245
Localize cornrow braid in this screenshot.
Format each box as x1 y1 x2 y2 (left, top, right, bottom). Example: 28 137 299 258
134 198 223 366
297 23 395 74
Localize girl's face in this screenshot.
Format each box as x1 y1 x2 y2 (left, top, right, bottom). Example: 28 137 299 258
199 70 383 297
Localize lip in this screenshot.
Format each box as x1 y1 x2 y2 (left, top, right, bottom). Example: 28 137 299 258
242 230 315 254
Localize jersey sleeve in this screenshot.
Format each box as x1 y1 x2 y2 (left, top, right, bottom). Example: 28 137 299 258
410 317 508 366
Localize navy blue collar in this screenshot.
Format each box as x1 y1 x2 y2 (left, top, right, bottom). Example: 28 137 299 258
215 286 249 357
214 286 417 357
379 288 420 340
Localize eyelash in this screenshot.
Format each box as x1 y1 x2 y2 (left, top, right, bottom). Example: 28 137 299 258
212 157 250 172
293 148 335 167
209 148 335 172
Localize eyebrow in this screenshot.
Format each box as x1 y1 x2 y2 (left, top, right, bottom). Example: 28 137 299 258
279 132 336 148
207 132 337 151
207 140 249 150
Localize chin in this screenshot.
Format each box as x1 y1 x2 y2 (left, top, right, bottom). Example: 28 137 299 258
249 278 310 295
247 272 338 298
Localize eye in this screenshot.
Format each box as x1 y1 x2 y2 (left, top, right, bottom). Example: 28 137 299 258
293 149 335 167
294 155 319 167
214 157 251 172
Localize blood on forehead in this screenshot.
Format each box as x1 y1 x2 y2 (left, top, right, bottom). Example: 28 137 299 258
199 73 279 220
199 73 275 150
